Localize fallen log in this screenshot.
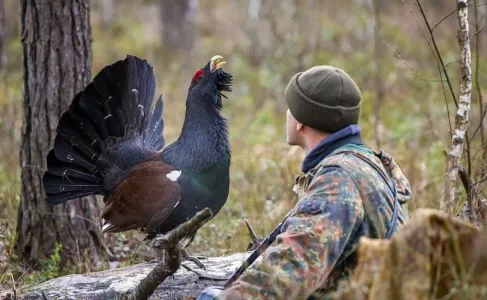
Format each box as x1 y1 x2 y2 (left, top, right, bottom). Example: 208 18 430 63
13 252 249 300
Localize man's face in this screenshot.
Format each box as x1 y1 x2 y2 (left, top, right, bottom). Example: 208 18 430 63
286 109 300 146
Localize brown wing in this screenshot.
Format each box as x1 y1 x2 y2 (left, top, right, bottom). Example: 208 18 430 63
101 157 181 234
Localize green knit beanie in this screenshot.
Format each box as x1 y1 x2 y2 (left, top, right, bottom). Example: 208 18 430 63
284 65 362 133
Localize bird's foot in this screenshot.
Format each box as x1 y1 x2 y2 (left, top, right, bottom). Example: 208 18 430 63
180 262 197 273
182 249 207 270
184 256 206 270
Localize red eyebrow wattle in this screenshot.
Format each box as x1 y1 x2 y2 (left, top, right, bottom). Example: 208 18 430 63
193 69 205 83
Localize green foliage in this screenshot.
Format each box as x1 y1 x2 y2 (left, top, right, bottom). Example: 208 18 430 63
2 243 65 287
21 242 63 285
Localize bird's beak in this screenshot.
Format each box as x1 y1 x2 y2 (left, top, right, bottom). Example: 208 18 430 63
210 55 226 72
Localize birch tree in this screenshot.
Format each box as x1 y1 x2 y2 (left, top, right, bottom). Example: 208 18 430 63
440 0 472 214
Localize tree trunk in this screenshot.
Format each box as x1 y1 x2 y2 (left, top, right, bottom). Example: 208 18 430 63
15 0 106 270
159 0 197 54
440 0 472 214
0 0 7 68
373 0 383 149
101 0 114 28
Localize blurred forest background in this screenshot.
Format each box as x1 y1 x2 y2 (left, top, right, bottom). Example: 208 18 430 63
0 0 486 287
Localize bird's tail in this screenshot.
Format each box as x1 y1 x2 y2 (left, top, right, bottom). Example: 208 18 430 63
43 55 164 205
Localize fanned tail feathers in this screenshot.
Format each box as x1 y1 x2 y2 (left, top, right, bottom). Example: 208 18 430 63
43 55 165 205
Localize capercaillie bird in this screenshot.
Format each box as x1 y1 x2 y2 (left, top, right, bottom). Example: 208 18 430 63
42 55 233 267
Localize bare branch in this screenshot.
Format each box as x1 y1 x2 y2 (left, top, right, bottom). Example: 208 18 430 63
416 0 458 108
439 60 454 137
472 173 487 187
405 2 441 65
465 132 475 222
373 0 384 149
431 1 487 32
471 141 487 158
471 103 487 140
471 23 485 38
431 1 468 32
224 211 292 289
116 207 214 300
459 164 471 198
243 219 263 251
400 0 453 134
385 41 445 82
440 0 473 214
474 0 485 146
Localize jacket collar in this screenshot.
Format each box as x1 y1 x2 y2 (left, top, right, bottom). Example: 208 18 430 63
301 124 363 173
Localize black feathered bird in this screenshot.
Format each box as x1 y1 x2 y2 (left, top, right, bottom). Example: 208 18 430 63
42 55 233 265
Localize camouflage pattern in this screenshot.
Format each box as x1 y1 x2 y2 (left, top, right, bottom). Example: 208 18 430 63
215 144 411 299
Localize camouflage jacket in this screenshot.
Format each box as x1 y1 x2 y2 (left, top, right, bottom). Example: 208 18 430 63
213 144 411 300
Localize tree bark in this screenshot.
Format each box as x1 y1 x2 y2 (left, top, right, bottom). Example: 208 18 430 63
15 0 106 270
440 0 472 214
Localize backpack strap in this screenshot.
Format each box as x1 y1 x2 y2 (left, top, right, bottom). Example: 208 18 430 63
294 149 399 239
347 152 399 239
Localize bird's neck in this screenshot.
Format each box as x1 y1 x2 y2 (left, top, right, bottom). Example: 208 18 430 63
161 102 231 171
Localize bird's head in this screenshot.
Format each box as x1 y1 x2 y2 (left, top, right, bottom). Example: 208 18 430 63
187 55 233 110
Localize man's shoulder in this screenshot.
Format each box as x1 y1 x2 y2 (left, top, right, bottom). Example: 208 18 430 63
313 144 379 174
309 144 390 193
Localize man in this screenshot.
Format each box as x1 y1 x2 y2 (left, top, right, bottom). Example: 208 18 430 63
198 65 412 299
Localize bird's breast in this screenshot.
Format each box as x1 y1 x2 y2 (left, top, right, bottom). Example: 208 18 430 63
153 162 230 234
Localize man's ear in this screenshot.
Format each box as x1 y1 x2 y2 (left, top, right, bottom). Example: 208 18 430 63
296 122 304 132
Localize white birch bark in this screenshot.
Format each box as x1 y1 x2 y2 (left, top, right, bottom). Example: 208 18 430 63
440 0 472 214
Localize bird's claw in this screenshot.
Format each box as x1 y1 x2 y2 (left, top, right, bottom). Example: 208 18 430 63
181 262 197 273
181 248 207 270
184 256 207 270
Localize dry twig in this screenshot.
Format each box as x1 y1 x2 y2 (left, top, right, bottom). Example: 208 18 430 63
116 207 213 300
416 0 458 109
224 212 292 289
243 219 263 251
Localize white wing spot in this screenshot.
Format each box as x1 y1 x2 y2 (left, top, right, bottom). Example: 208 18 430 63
132 89 138 93
173 200 180 208
104 114 112 120
166 170 182 181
